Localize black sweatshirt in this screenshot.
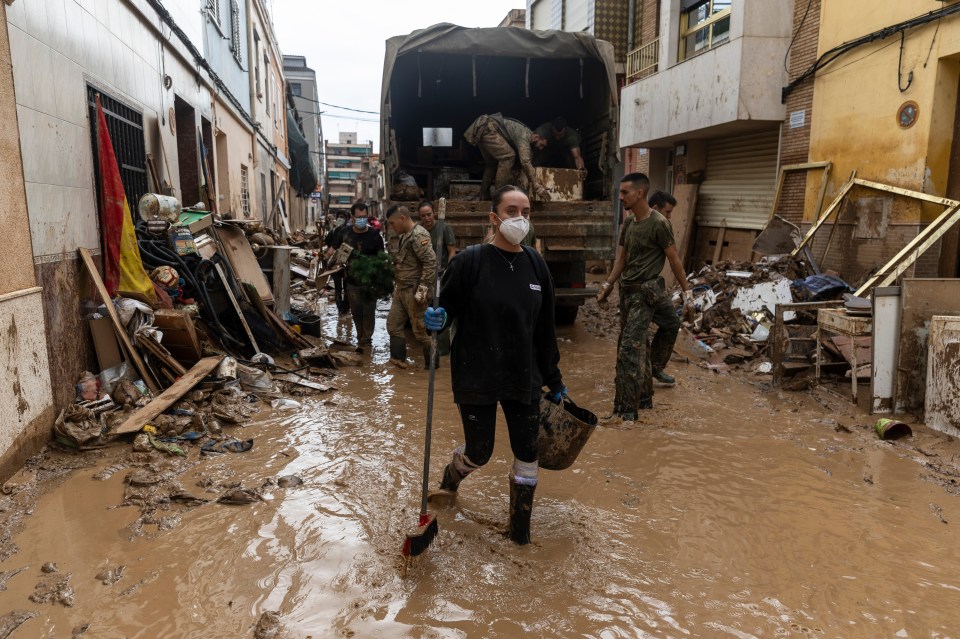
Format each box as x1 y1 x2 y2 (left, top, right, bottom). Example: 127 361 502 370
439 244 563 405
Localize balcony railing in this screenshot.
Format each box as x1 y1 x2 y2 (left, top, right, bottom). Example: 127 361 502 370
626 38 659 84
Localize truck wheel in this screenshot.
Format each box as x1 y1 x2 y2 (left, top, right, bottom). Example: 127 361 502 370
554 306 579 325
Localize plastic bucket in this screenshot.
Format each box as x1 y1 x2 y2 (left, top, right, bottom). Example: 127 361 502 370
299 313 322 337
538 396 598 470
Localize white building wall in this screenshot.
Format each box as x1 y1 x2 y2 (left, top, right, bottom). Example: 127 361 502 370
620 0 792 148
6 0 212 259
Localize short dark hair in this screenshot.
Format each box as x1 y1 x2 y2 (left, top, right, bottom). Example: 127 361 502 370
386 204 409 219
551 116 567 131
350 202 368 216
335 209 350 219
417 200 434 213
620 172 650 191
491 185 528 211
648 190 677 209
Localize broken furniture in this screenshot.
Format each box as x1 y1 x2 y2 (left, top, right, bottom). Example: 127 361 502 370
869 287 901 414
925 315 960 438
815 307 872 401
770 300 840 386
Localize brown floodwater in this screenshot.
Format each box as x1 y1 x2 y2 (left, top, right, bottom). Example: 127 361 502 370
2 299 960 638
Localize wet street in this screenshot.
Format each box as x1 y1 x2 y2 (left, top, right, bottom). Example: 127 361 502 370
2 300 960 638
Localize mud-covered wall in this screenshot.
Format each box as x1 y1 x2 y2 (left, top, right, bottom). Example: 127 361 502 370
806 1 960 225
0 2 54 481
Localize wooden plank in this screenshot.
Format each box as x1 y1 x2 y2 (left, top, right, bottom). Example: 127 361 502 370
274 373 337 392
813 162 832 221
214 262 260 354
855 204 960 295
925 315 960 436
136 333 188 376
767 169 786 223
78 248 160 394
781 161 832 171
712 224 727 265
792 175 856 255
113 356 223 435
272 246 293 318
661 185 698 288
214 225 274 303
852 178 960 208
267 305 313 349
894 279 960 415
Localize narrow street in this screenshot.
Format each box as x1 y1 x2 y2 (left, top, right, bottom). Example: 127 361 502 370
1 299 959 638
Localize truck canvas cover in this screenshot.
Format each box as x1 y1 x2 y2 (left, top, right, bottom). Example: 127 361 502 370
380 23 619 191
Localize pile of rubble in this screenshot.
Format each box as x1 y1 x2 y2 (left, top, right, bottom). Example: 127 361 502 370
672 255 848 375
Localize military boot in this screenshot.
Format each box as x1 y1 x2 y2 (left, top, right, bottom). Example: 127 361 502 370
389 336 407 360
508 479 536 545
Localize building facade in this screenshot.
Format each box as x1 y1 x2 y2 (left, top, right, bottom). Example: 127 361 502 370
2 0 288 468
247 0 289 227
620 0 794 263
0 2 53 481
284 54 324 228
325 132 372 211
800 1 960 280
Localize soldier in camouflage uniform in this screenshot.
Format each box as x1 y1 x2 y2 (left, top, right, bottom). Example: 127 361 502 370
464 113 550 201
597 173 694 421
386 205 438 369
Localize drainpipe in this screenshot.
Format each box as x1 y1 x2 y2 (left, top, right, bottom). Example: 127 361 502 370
627 0 636 52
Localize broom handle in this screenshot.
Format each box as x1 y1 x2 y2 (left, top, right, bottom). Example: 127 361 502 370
420 198 446 517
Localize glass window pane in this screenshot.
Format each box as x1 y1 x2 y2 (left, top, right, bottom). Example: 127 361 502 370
712 0 731 15
712 15 731 46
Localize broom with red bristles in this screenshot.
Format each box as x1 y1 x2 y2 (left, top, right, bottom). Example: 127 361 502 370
401 198 446 559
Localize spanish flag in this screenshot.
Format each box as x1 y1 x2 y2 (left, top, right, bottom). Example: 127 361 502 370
95 95 156 303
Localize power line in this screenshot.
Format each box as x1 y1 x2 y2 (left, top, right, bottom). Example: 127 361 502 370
289 93 379 114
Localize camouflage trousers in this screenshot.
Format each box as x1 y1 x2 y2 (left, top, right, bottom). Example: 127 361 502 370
386 285 431 350
477 121 517 198
614 279 680 413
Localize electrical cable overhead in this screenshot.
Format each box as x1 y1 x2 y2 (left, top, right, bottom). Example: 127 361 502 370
782 2 960 102
288 93 379 114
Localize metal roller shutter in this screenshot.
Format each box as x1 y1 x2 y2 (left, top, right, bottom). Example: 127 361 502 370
696 128 779 230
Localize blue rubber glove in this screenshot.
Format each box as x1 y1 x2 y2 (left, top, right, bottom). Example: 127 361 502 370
424 307 447 332
547 385 568 404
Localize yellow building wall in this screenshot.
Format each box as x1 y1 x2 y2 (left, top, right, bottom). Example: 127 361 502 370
807 2 960 224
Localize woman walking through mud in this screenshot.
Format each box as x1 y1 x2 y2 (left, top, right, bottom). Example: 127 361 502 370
423 185 567 545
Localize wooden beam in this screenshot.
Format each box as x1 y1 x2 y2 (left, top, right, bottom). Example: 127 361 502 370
112 356 223 435
855 204 960 295
712 224 727 265
813 162 832 221
792 174 856 255
852 178 960 208
78 248 160 394
780 161 832 171
272 246 293 318
214 262 261 354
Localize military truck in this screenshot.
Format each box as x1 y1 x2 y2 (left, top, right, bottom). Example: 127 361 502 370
380 23 620 323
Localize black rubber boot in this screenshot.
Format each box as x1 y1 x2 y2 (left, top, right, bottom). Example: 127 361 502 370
508 479 536 545
389 336 407 362
439 463 464 492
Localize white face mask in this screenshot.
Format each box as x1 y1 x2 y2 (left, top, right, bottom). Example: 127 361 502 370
496 215 529 246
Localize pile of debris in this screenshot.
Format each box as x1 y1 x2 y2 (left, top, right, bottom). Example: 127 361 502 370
67 194 353 458
672 255 850 375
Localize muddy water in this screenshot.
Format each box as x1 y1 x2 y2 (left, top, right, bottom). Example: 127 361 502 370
2 299 960 638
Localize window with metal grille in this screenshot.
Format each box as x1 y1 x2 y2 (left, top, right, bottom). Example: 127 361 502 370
87 85 147 214
240 165 251 218
206 0 220 24
230 0 242 65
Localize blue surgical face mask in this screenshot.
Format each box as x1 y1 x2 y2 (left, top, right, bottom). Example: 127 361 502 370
354 217 368 230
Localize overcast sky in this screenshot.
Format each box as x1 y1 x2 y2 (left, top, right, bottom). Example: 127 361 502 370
271 1 524 153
